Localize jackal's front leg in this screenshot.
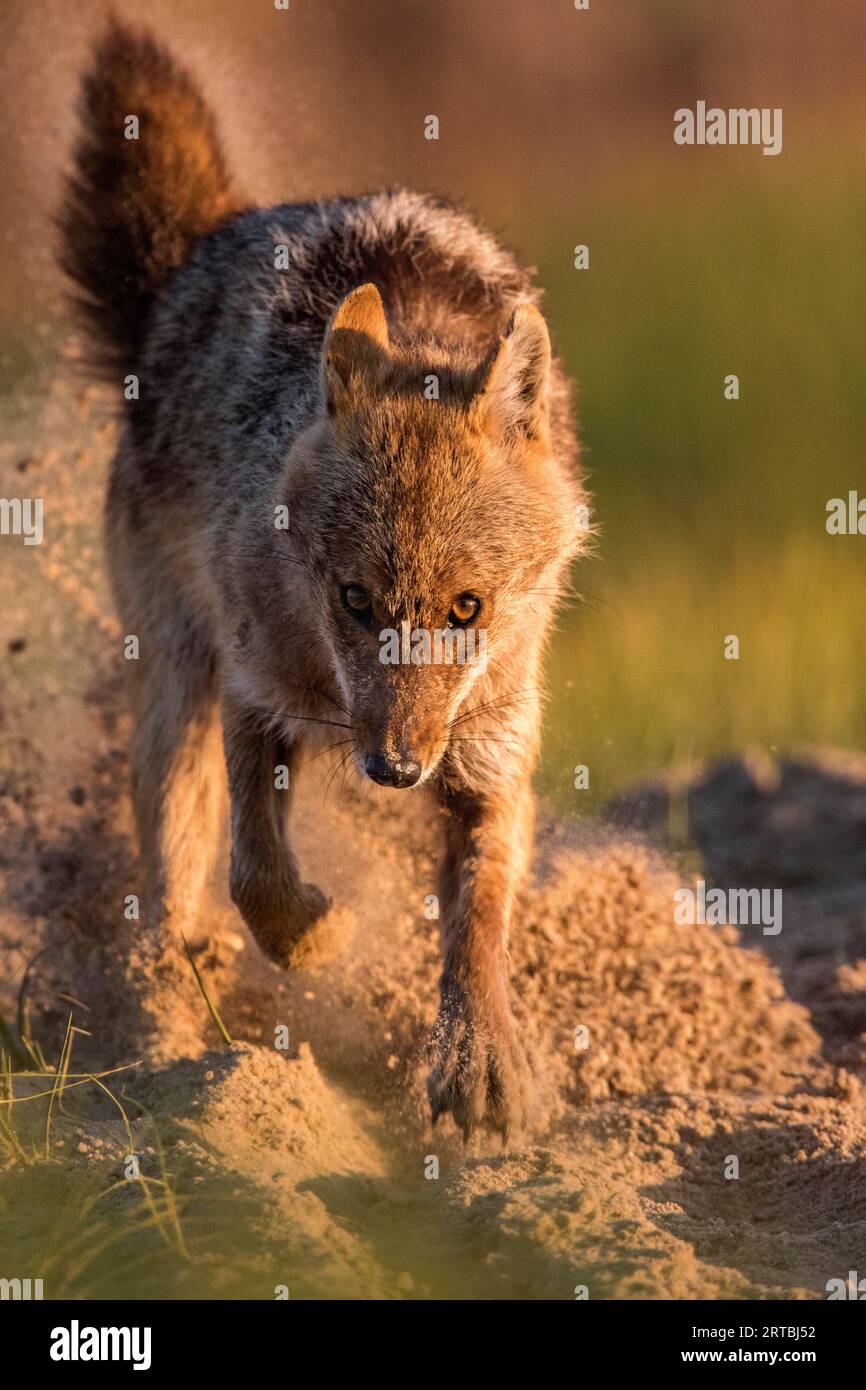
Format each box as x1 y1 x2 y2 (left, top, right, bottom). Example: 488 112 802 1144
222 697 330 966
427 778 535 1142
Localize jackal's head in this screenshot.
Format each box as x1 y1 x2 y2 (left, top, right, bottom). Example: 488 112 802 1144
282 283 582 788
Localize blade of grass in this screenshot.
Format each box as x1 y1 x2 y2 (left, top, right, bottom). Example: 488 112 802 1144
0 1061 140 1105
180 932 233 1046
17 947 53 1072
0 1051 32 1162
0 1008 29 1070
44 1013 74 1158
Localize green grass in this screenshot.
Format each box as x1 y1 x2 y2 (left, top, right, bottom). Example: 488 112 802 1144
533 169 866 811
539 533 866 813
0 975 307 1300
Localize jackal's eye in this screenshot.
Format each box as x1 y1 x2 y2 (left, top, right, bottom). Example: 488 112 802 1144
448 593 482 627
341 584 372 619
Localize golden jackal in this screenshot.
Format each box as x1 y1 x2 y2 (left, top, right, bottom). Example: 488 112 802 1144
60 22 587 1139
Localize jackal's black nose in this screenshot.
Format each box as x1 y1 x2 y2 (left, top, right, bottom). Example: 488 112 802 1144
364 752 422 788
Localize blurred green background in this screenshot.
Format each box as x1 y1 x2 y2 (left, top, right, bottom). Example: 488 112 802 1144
2 0 864 812
537 171 866 808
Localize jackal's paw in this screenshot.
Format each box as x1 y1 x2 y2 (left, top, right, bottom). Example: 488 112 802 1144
282 901 356 970
426 986 534 1143
230 869 350 969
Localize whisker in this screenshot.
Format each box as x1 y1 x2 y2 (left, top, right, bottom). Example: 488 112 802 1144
448 735 519 745
282 677 352 719
320 746 356 807
337 747 355 799
447 687 540 731
299 737 355 770
281 712 354 731
575 590 619 617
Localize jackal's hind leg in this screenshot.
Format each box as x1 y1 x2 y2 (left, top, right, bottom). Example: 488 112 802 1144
121 635 226 1055
129 651 224 949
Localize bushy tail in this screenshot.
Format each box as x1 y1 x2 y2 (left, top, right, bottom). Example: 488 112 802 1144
59 20 241 376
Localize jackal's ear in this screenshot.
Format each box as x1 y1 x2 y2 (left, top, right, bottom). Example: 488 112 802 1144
322 283 391 414
475 305 551 442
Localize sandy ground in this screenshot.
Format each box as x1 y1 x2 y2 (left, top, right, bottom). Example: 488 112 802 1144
2 367 866 1299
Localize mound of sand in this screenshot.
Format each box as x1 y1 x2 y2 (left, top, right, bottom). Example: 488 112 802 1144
516 842 819 1106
